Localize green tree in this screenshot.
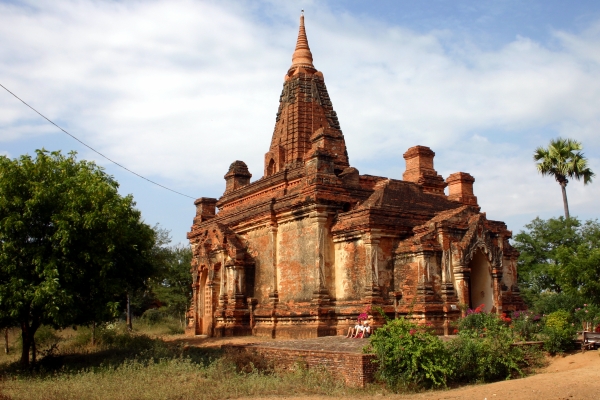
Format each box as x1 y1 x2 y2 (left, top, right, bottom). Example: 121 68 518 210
0 150 156 367
119 227 192 328
533 137 594 219
555 221 600 304
151 245 193 324
513 217 580 299
514 216 600 307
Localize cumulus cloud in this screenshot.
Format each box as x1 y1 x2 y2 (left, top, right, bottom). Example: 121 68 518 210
1 0 599 236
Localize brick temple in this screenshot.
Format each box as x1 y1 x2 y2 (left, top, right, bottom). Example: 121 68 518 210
186 13 523 338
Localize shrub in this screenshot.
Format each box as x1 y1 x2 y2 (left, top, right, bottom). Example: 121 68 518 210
541 310 576 354
529 292 584 316
458 305 510 334
141 309 168 325
33 325 63 357
13 325 63 358
449 309 539 383
545 310 570 330
448 327 525 383
368 317 453 390
511 311 543 341
573 303 600 331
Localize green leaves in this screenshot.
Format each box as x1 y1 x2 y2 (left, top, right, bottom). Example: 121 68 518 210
533 137 595 184
369 318 452 390
514 216 600 306
533 137 594 218
0 150 156 366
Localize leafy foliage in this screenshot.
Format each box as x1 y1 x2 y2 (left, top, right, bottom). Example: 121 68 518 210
533 138 594 185
369 317 453 390
449 308 530 383
150 244 193 319
0 150 156 367
541 310 576 354
368 310 543 390
573 303 600 331
527 292 584 317
514 216 600 306
511 311 543 342
533 137 594 218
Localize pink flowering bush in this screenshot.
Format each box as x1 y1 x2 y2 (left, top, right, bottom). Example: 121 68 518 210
574 304 600 331
511 310 542 341
458 304 510 334
368 317 452 390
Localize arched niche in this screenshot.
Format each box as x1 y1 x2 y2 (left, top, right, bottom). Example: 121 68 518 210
267 159 276 176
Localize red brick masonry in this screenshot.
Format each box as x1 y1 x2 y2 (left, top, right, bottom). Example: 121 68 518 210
224 336 377 387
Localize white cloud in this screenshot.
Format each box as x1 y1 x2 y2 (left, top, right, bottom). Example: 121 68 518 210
1 0 599 234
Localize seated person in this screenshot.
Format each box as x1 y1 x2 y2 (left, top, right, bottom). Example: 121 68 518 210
345 320 364 338
361 321 372 338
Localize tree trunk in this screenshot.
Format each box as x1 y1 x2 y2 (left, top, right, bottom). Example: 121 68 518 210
126 294 133 331
31 336 36 365
20 323 32 368
19 320 40 368
560 181 570 219
4 327 9 355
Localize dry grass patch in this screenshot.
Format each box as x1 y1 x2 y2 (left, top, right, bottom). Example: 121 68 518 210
0 324 365 400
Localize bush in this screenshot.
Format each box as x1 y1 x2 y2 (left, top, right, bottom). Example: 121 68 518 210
511 311 543 341
457 305 511 334
33 325 63 357
529 292 584 316
141 309 168 325
13 325 64 358
573 303 600 331
541 310 576 354
448 327 526 383
448 309 540 383
368 317 453 390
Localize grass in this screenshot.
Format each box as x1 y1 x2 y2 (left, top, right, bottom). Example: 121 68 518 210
1 358 357 400
0 321 365 400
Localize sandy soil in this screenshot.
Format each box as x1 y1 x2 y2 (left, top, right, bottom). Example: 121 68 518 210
174 336 600 400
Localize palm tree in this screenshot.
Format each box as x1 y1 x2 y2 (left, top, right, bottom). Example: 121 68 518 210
533 137 595 219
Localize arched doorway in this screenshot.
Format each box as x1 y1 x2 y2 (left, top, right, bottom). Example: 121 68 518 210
468 249 494 312
196 269 207 334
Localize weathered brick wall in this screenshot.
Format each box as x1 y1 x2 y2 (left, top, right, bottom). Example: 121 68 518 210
333 239 365 300
277 217 318 302
226 345 378 388
244 226 273 304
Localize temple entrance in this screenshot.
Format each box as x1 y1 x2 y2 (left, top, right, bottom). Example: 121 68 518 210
468 249 494 312
196 270 207 335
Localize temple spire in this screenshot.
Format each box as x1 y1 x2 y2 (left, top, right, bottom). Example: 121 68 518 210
291 10 314 69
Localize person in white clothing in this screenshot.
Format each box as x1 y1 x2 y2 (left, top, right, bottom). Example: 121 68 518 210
345 319 364 338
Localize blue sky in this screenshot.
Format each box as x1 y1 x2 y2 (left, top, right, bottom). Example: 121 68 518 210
1 0 599 244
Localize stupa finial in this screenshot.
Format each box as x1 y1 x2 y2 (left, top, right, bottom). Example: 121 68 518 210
291 11 314 69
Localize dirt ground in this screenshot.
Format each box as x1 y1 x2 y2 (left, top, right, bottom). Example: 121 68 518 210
175 335 600 400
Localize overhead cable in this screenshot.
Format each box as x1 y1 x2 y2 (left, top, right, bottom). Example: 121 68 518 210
0 83 196 199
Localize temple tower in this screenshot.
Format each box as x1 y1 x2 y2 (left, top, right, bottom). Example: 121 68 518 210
264 12 350 177
187 11 524 339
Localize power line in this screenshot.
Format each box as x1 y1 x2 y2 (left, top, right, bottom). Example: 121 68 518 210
0 83 196 200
